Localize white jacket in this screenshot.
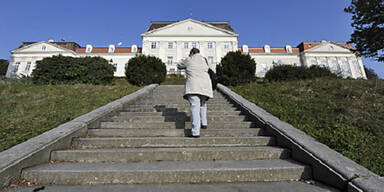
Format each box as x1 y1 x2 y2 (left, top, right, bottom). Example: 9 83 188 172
177 53 213 98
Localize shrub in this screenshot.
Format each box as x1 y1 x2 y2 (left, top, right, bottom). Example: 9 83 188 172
364 66 379 79
79 56 114 85
216 51 256 86
125 55 166 86
265 65 338 82
32 55 114 85
0 59 9 76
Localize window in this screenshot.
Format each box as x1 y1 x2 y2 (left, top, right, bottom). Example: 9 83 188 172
320 60 327 68
113 64 117 72
192 42 197 48
132 46 137 53
151 42 157 49
264 45 270 53
168 42 173 49
208 56 214 64
169 68 176 73
329 46 334 51
311 60 318 66
224 42 230 49
184 42 189 49
86 47 92 52
125 63 128 69
167 56 173 65
286 45 292 53
208 42 213 49
14 62 20 72
109 47 114 52
25 62 31 71
42 46 46 51
330 60 339 72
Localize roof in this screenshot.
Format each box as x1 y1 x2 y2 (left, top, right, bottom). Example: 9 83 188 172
297 42 355 52
19 42 81 51
240 41 353 54
147 20 234 32
76 47 142 53
239 47 300 54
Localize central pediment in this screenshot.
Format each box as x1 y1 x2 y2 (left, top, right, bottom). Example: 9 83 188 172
141 19 238 37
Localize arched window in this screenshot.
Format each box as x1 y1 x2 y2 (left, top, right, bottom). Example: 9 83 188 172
131 45 138 53
285 45 292 53
242 45 248 53
86 45 93 53
108 45 115 53
264 45 270 53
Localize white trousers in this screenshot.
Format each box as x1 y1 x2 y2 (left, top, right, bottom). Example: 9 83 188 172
187 95 207 136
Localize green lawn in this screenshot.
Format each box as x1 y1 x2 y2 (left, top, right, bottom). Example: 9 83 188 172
231 78 384 176
0 78 141 152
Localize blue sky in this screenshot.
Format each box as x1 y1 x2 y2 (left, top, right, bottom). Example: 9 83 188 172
0 0 382 78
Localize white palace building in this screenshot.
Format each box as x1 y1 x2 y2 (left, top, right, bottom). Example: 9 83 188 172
6 18 367 79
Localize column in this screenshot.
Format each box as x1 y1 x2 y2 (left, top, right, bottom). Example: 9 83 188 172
347 57 355 78
358 57 367 79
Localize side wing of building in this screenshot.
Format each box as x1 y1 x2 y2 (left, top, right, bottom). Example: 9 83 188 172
6 42 140 78
242 41 366 79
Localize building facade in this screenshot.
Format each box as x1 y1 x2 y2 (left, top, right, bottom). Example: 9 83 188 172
6 18 367 79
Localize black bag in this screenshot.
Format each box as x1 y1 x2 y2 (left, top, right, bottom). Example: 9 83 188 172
205 58 218 90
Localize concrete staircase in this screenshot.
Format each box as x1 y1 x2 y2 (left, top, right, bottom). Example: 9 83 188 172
19 85 338 191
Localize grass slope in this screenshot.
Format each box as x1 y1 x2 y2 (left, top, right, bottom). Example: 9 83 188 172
161 74 186 85
231 78 384 176
0 78 141 152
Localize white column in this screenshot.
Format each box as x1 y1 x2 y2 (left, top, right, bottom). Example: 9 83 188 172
315 56 321 66
358 57 367 79
347 57 355 78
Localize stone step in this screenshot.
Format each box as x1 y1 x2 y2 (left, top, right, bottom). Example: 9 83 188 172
87 128 264 137
122 108 239 113
127 104 235 108
141 93 226 96
72 136 275 149
51 146 290 163
122 106 238 112
21 159 311 185
118 111 245 117
140 94 226 99
137 97 231 104
3 182 340 192
99 122 256 129
135 100 230 105
111 115 253 122
134 100 231 104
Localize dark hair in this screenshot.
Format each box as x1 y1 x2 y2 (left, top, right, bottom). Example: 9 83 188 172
190 48 200 55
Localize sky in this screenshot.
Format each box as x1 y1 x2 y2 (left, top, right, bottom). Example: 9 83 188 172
0 0 382 78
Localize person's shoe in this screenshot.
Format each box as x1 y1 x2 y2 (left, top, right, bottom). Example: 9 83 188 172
201 125 208 129
188 135 200 138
